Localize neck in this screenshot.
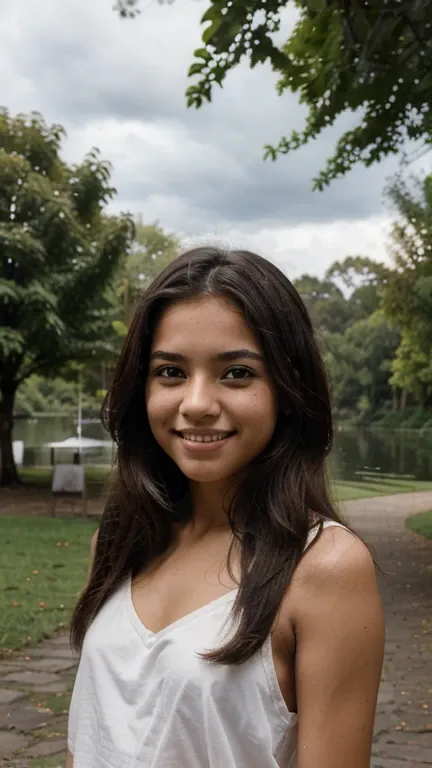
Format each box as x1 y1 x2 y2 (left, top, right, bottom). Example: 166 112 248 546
185 479 235 537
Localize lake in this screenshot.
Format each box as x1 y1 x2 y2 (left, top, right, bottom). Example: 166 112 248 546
11 417 432 482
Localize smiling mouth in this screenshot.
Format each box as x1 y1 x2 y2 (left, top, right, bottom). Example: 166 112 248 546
175 431 236 443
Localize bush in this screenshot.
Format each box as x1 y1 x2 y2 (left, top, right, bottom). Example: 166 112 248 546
401 408 430 429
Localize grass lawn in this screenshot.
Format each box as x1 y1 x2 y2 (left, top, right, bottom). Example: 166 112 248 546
334 471 432 501
19 465 432 502
0 515 98 651
1 465 432 651
406 509 432 541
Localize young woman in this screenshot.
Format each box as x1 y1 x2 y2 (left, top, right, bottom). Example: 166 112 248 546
67 247 384 768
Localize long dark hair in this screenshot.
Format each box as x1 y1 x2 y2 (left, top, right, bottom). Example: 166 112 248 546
71 246 346 663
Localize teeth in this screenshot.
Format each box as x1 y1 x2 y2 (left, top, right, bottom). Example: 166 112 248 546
181 433 230 443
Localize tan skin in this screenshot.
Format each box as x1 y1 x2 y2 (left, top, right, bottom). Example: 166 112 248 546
67 296 384 768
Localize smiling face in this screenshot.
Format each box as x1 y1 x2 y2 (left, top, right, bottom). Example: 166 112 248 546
145 295 278 486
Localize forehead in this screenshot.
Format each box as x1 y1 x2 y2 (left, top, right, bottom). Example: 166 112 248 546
151 296 261 352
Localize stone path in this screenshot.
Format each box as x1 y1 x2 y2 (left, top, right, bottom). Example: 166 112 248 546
0 632 76 767
1 491 431 767
346 492 432 767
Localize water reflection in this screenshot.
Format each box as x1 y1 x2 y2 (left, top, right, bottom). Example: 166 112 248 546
332 427 432 482
12 418 432 482
13 416 114 467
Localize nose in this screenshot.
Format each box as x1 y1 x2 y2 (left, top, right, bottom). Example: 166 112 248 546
179 375 220 420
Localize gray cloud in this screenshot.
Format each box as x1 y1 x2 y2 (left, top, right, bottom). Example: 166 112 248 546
0 0 413 244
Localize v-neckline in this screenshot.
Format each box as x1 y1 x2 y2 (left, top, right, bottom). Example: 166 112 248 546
125 574 239 642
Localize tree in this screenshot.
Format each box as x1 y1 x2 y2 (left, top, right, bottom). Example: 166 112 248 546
382 172 432 405
390 330 432 408
293 274 351 334
120 220 179 327
292 264 400 417
326 255 392 320
123 0 432 190
0 109 134 485
325 312 400 417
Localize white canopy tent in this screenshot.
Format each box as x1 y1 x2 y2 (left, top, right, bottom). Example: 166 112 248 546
45 437 112 450
44 436 114 466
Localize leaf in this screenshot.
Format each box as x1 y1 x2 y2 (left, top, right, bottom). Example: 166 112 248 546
202 18 222 45
263 145 278 161
416 72 432 93
200 5 220 24
193 47 211 62
188 62 206 77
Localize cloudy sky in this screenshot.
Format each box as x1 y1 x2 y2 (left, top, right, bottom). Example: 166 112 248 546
2 0 430 277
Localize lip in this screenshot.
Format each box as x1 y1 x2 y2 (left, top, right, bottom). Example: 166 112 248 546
174 431 236 454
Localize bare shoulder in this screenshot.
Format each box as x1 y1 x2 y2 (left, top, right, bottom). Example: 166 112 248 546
289 525 380 621
300 524 374 580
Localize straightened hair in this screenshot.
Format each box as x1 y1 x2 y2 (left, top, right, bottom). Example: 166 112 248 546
71 247 347 664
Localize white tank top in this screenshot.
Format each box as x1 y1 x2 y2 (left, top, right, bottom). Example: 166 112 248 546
68 520 344 767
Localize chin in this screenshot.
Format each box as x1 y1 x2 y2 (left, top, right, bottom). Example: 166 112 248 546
176 461 236 485
181 468 232 484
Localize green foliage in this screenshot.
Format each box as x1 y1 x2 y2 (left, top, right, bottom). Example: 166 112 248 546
11 220 180 419
176 1 432 189
113 0 172 18
326 255 392 319
294 274 352 333
0 108 134 483
390 331 432 401
294 255 400 421
383 173 432 406
120 220 179 324
15 374 103 417
323 312 400 419
294 172 432 419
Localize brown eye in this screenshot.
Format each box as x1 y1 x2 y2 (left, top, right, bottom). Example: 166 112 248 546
157 366 185 379
224 367 255 380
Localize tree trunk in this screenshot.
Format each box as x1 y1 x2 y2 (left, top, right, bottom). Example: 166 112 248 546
0 383 21 486
419 382 428 409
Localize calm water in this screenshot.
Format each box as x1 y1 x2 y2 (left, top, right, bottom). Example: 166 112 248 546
13 417 114 467
11 417 432 481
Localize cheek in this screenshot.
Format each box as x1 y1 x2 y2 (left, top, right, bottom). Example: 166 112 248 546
236 387 277 429
146 386 176 425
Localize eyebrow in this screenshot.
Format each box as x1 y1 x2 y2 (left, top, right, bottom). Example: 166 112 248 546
150 349 264 363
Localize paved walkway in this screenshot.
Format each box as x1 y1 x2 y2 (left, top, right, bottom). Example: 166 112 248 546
1 492 431 767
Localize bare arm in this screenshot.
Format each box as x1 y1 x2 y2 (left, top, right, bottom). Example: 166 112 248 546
291 527 385 768
66 748 73 768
